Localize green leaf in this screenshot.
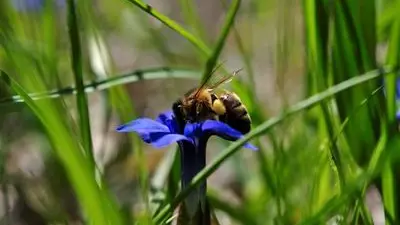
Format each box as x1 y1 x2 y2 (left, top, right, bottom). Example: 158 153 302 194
67 0 95 168
200 0 241 83
124 0 210 56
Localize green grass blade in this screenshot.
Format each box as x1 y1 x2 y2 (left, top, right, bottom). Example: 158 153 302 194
0 67 200 106
153 66 396 224
124 0 210 56
382 164 396 225
123 0 235 78
178 0 207 44
331 0 381 175
303 0 329 95
127 0 241 87
67 0 94 165
384 2 400 123
297 173 374 225
200 0 241 83
327 1 381 223
0 71 118 225
300 127 394 225
303 0 349 198
381 2 400 224
344 0 376 70
377 1 398 41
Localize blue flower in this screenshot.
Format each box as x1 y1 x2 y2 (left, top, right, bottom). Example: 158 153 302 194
116 110 257 222
116 110 257 151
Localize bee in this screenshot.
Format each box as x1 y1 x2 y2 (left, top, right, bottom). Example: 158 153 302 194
172 66 251 135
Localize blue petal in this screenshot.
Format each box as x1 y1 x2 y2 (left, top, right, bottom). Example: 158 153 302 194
242 142 258 151
146 133 191 148
156 110 179 133
156 110 174 123
201 120 258 150
116 118 170 133
183 122 203 139
116 117 192 148
116 118 171 143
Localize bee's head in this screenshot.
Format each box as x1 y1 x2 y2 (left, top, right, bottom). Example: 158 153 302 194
182 98 199 122
176 88 215 123
172 98 194 122
180 99 206 122
172 99 186 132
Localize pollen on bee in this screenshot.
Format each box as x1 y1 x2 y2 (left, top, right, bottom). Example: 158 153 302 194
212 99 226 115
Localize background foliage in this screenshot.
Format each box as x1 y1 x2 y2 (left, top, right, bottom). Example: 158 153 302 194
0 0 399 224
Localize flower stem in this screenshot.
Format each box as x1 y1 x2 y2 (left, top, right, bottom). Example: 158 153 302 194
177 139 210 225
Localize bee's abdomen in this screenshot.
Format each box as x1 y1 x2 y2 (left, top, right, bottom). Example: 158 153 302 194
218 93 251 135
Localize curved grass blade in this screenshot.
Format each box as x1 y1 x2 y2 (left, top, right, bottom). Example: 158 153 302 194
380 2 400 223
320 86 384 224
123 0 245 93
0 71 123 225
0 67 200 106
299 123 397 225
67 0 95 167
125 0 241 83
124 0 210 56
153 66 396 224
384 1 400 124
377 1 398 41
297 173 373 225
178 0 207 44
303 1 349 210
382 13 400 225
200 0 241 83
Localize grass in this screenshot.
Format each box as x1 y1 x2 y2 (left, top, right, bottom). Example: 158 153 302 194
1 0 400 224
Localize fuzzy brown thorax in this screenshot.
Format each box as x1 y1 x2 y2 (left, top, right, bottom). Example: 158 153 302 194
180 89 216 122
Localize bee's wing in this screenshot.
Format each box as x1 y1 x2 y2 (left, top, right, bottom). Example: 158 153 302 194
194 68 242 97
207 68 242 90
211 88 230 96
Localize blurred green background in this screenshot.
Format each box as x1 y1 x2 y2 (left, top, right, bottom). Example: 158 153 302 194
0 0 399 224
